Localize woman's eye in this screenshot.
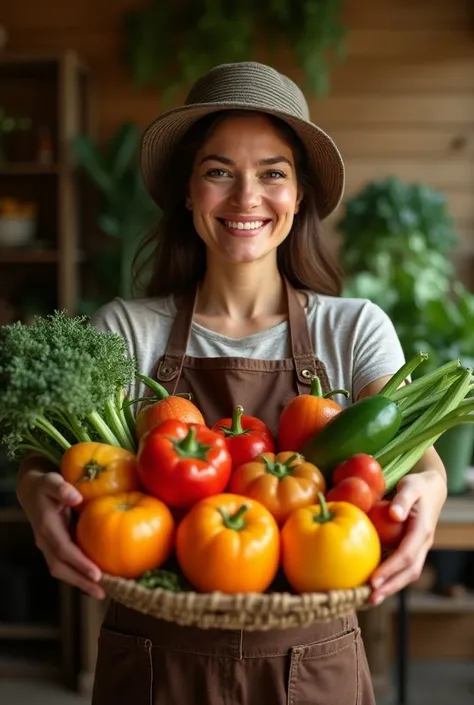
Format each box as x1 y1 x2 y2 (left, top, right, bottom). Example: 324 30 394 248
263 170 286 180
206 168 229 177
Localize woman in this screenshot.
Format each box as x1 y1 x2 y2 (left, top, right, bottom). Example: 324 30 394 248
16 61 447 704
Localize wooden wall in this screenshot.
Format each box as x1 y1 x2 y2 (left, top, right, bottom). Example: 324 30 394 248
3 0 474 282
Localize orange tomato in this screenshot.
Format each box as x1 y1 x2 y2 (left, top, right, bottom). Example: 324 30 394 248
60 442 140 504
229 451 326 525
281 493 381 593
135 373 205 440
76 491 175 578
277 376 347 452
176 493 280 594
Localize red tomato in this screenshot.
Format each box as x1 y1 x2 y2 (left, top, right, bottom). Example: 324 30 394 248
211 405 275 470
368 500 406 549
332 454 386 502
137 419 232 509
326 477 374 513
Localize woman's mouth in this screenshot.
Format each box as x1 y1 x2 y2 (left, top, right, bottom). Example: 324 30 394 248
217 218 271 236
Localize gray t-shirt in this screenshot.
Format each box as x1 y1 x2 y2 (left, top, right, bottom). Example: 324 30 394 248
91 290 406 408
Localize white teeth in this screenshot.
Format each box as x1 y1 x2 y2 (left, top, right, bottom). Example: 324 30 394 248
224 220 264 230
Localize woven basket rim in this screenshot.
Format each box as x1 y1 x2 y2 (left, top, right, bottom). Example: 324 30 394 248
100 574 372 610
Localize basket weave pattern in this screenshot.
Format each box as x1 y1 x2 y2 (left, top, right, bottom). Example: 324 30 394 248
101 575 372 630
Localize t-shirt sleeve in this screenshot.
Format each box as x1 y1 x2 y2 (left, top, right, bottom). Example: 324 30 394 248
351 301 407 400
90 298 134 357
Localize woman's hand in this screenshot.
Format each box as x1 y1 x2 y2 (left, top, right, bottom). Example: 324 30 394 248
17 469 106 600
369 469 447 604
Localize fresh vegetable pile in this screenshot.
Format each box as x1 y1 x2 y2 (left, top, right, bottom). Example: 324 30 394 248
1 314 473 596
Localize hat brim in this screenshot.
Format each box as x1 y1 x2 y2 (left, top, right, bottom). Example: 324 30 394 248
140 102 345 220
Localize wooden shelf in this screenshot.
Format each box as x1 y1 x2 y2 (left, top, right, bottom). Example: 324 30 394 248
389 590 474 614
0 163 59 175
0 249 86 263
0 623 60 640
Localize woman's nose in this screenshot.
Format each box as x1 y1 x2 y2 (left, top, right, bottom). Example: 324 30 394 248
229 176 262 211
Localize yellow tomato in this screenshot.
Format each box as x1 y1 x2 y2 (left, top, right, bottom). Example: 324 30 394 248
281 493 381 593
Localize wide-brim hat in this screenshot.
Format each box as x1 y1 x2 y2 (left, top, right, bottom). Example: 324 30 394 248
140 61 345 220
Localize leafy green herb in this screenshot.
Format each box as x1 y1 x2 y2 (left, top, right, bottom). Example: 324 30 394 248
0 311 137 464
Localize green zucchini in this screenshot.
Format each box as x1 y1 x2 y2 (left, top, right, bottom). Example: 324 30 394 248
301 395 402 480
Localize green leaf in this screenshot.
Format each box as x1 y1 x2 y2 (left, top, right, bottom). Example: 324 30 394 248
72 135 113 195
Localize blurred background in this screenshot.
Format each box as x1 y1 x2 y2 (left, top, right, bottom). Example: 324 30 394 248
0 0 473 703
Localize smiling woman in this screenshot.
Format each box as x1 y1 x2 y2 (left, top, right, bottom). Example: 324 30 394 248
134 108 342 301
16 61 448 705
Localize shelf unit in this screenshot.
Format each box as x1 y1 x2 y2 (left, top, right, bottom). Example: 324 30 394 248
0 50 92 686
0 50 93 318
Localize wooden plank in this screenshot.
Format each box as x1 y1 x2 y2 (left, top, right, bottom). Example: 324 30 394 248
346 29 474 59
340 159 473 192
342 0 474 30
329 127 474 159
330 58 474 94
308 95 474 127
3 0 471 32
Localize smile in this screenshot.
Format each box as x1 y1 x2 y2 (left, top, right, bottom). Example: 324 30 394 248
217 218 271 235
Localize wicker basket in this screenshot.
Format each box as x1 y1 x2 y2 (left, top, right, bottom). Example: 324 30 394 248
101 574 372 630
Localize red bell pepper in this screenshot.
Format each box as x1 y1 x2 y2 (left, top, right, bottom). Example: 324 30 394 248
137 420 232 509
211 405 275 470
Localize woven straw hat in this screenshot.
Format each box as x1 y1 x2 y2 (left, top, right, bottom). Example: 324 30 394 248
140 61 345 220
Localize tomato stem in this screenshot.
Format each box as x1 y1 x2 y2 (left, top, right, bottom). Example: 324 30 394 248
310 376 349 400
136 372 170 399
172 427 211 459
218 405 250 437
219 504 248 531
261 453 300 479
314 491 334 523
82 460 107 481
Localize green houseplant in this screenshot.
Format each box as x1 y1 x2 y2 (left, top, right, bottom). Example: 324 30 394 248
123 0 347 101
336 177 474 493
73 123 159 306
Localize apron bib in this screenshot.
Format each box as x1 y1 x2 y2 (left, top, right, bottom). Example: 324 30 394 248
92 279 375 705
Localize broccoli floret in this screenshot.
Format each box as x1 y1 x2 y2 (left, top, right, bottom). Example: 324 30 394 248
0 311 137 465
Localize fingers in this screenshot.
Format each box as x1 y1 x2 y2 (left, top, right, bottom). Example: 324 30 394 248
388 475 423 522
42 542 105 600
42 472 83 507
370 512 434 603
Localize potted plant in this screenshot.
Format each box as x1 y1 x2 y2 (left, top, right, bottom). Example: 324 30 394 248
336 177 474 494
72 122 159 306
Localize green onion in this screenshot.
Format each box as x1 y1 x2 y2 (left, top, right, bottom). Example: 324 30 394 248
378 352 429 398
386 359 462 403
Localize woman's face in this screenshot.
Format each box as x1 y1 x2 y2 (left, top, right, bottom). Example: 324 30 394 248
187 113 302 264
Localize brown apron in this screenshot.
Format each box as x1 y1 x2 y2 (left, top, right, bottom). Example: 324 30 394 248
92 279 375 705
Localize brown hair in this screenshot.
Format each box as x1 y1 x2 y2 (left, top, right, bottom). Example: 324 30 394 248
133 111 342 297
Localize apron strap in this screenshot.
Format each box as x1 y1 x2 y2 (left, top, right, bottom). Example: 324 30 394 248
284 278 328 393
156 278 330 394
155 289 197 391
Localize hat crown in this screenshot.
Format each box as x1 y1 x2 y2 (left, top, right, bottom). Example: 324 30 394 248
185 61 310 122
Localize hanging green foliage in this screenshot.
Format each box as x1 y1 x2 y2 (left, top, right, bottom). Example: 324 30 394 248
123 0 347 101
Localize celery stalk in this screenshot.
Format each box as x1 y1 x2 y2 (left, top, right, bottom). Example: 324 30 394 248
378 352 429 398
374 368 471 462
383 415 474 493
386 360 462 403
377 369 473 492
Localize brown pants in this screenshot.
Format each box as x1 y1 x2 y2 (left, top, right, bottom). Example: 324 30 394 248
92 602 375 704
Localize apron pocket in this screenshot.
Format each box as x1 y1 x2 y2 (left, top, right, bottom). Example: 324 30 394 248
287 627 361 705
92 627 152 705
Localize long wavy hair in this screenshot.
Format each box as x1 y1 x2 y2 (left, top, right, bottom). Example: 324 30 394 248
133 110 342 297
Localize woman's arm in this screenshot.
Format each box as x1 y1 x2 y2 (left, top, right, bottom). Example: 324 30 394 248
357 374 448 603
